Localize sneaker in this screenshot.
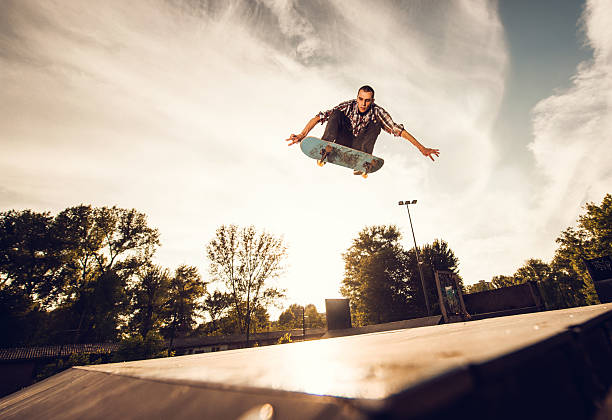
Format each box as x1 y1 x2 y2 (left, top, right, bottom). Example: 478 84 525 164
353 170 363 176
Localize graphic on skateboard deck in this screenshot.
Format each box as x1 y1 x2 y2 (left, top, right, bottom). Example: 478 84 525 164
299 137 384 178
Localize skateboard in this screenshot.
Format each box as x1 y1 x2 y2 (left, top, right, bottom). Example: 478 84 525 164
299 137 384 178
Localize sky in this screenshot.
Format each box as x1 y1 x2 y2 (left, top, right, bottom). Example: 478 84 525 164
1 0 611 317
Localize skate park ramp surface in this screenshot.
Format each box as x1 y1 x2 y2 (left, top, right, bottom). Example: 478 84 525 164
322 315 442 338
1 304 612 420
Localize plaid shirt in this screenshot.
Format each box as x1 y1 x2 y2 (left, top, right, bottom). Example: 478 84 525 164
317 99 405 138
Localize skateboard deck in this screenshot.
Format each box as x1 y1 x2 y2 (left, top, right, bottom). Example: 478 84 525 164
299 137 384 178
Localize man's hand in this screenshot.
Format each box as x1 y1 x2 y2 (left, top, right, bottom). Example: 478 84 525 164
421 147 440 162
400 130 439 162
286 133 305 146
286 116 321 146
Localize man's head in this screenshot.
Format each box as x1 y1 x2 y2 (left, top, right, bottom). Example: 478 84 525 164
357 85 375 113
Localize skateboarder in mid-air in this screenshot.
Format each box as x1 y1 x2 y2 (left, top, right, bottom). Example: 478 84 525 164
286 85 440 175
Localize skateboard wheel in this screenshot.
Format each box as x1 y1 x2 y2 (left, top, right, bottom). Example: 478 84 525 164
362 173 368 179
317 160 326 167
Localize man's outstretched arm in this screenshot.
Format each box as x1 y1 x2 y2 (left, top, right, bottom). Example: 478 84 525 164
401 129 440 161
286 115 321 146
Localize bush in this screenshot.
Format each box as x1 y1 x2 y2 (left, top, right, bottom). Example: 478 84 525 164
35 352 105 382
277 333 292 344
112 331 167 362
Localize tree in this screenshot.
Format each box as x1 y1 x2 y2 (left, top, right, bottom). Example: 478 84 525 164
112 331 167 362
553 194 612 306
491 275 517 289
164 265 206 348
341 225 417 326
0 205 161 346
486 259 585 311
0 210 65 306
0 287 47 347
201 290 231 335
249 304 270 334
341 226 462 325
487 191 612 309
416 239 461 315
466 280 496 294
0 210 62 346
576 194 612 257
421 240 460 274
513 259 549 283
482 260 562 309
547 255 585 308
55 205 160 343
88 269 129 342
206 225 286 346
202 314 241 336
54 205 159 294
277 303 325 330
278 303 303 330
548 252 592 308
304 304 325 328
128 264 172 338
514 258 569 309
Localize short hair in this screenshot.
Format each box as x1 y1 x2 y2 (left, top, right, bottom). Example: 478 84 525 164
358 85 375 98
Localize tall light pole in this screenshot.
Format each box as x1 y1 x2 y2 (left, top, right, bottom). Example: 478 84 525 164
399 200 431 316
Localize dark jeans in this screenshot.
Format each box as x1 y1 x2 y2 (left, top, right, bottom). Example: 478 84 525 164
321 110 382 154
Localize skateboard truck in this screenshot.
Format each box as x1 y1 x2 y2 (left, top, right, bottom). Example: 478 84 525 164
361 161 374 178
317 145 333 167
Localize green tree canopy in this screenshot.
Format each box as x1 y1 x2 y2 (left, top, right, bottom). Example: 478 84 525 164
466 280 496 294
276 303 325 330
128 264 172 338
341 225 462 325
277 303 303 329
553 194 612 305
304 304 325 329
0 205 160 346
491 275 517 289
200 290 231 335
57 206 159 343
416 239 461 315
0 210 64 305
341 225 415 326
164 265 206 346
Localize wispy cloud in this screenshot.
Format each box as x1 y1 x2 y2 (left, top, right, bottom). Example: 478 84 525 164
529 0 612 234
257 0 327 63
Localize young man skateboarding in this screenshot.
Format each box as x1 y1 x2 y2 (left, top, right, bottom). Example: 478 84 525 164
286 85 439 174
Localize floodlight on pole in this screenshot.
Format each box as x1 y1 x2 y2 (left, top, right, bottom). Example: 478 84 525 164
398 200 431 316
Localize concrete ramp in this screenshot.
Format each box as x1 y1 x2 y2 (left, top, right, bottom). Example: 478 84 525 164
322 315 442 338
0 368 355 420
2 305 612 420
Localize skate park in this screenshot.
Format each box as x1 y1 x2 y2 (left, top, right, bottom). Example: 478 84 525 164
2 288 612 420
2 1 612 419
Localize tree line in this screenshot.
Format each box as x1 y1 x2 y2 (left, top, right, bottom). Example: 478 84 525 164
2 193 608 352
0 203 457 353
0 206 294 352
465 194 611 309
338 193 611 325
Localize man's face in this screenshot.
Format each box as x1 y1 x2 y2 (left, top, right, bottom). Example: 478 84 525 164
357 90 374 113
